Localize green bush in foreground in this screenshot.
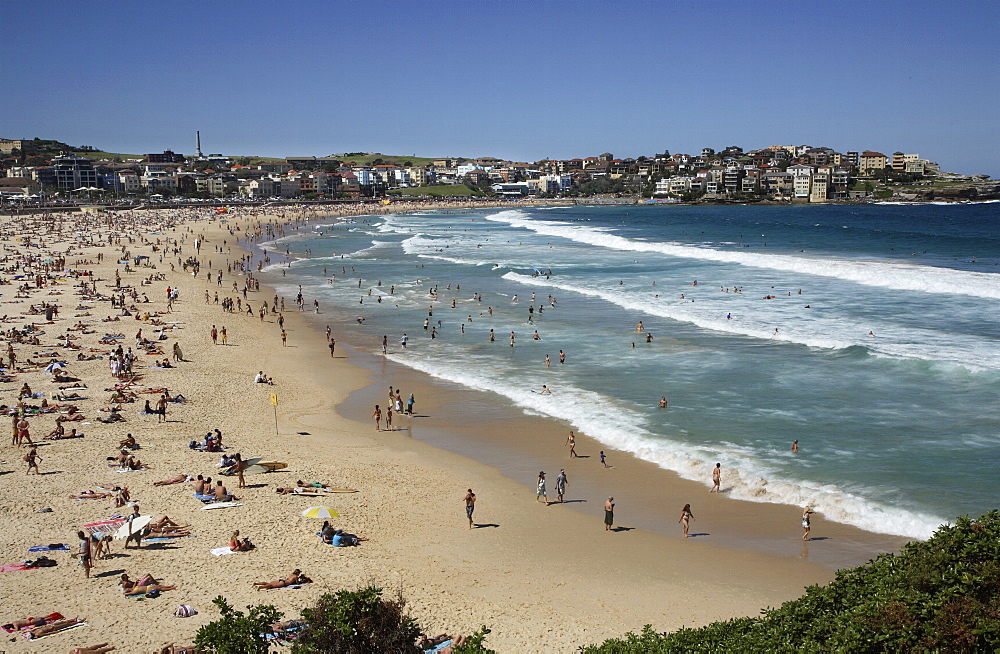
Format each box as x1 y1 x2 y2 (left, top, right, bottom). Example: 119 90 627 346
194 596 283 654
581 511 1000 653
196 585 492 653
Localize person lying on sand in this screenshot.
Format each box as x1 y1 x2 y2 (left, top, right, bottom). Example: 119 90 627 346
71 643 116 654
253 569 311 590
23 617 86 640
120 573 175 596
50 428 83 440
150 516 188 532
153 474 188 486
70 490 113 500
3 614 62 631
152 643 197 654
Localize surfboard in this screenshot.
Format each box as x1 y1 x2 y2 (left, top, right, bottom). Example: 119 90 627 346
113 515 152 540
243 464 269 475
222 457 262 475
256 461 288 471
201 502 242 510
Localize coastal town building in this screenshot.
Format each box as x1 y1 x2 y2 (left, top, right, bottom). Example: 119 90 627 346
0 139 24 154
52 155 100 191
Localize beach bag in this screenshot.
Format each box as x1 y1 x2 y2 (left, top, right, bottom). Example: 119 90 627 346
174 605 198 617
145 589 161 598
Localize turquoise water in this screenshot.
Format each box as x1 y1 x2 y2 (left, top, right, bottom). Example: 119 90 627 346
256 201 1000 539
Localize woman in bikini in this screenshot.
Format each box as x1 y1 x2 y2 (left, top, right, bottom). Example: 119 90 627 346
253 569 311 590
678 503 695 538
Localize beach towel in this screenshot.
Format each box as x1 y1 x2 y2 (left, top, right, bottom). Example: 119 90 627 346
0 563 29 572
192 493 216 502
28 544 69 552
425 640 454 653
144 535 194 543
21 620 86 641
210 546 238 557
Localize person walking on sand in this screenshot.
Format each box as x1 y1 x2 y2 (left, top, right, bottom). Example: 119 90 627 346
220 326 227 345
329 338 336 357
464 489 476 529
77 530 92 578
604 497 615 531
372 405 382 431
536 471 548 505
385 406 393 431
711 463 721 492
281 329 287 346
566 431 579 458
555 469 568 503
600 450 609 468
156 394 168 423
678 503 695 537
802 507 815 540
406 393 415 415
326 325 331 341
24 447 41 474
210 325 218 345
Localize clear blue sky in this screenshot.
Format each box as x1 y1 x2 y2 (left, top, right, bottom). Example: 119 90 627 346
5 0 999 177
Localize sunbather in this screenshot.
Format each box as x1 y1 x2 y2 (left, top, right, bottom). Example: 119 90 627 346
71 643 115 654
229 530 254 552
124 583 175 596
153 474 188 486
24 617 85 639
70 490 112 500
253 569 311 590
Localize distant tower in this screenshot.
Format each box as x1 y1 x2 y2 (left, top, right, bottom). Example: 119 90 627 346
195 131 203 158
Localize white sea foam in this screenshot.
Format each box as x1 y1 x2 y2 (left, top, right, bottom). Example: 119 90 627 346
487 210 1000 299
501 272 1000 370
388 349 943 539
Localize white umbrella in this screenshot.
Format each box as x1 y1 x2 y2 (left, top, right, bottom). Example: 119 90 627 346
45 361 67 372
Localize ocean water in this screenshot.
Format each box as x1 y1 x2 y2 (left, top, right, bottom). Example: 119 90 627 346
256 201 1000 540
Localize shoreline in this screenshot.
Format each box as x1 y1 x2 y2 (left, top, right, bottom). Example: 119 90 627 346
265 228 912 571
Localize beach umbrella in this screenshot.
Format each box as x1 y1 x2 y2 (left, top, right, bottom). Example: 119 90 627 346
300 506 339 519
45 361 67 372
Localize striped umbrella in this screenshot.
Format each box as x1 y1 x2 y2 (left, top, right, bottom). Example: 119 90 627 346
301 506 339 519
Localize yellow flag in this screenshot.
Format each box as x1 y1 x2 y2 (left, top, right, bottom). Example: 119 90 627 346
270 393 278 406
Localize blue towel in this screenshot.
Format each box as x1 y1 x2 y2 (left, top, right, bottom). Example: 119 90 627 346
28 544 69 552
192 493 216 502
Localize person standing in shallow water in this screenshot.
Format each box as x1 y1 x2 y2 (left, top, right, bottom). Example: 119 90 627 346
710 463 721 492
802 507 815 540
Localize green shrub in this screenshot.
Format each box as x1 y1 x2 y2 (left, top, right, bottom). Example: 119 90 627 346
194 596 283 654
292 585 422 653
582 511 1000 652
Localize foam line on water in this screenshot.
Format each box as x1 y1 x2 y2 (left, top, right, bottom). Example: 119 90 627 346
387 350 942 539
487 210 1000 299
501 272 999 371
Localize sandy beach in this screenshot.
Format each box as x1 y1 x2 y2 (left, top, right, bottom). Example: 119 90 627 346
0 203 910 653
